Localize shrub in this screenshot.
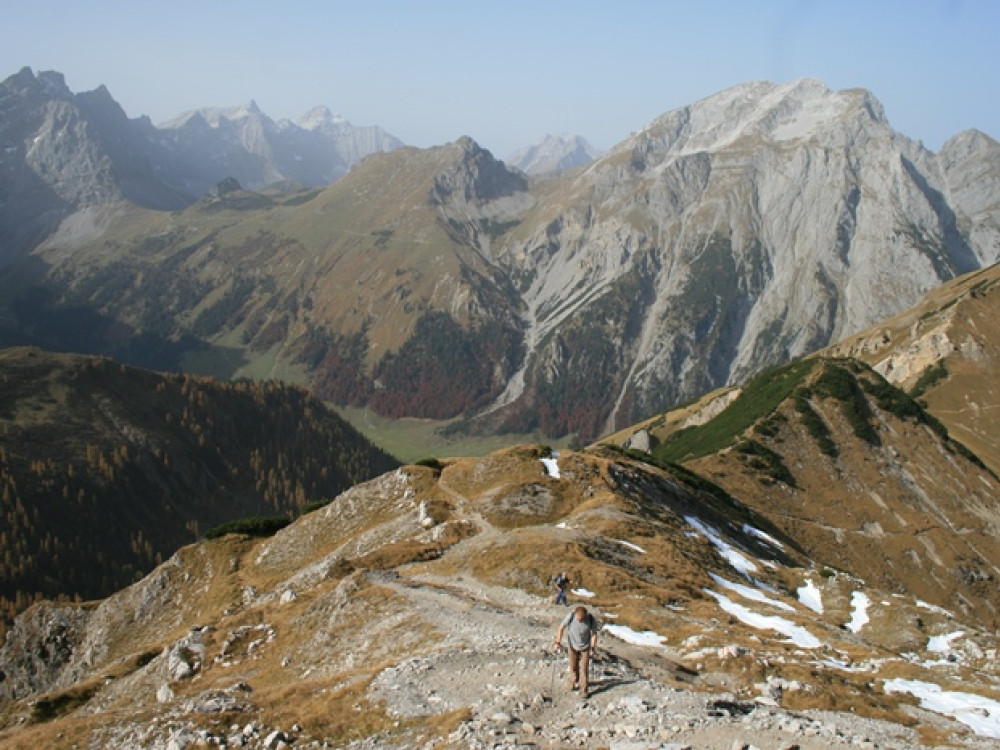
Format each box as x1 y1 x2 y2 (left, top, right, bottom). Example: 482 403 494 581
909 361 948 399
205 516 291 540
793 388 838 457
813 365 879 446
734 439 797 487
414 457 444 471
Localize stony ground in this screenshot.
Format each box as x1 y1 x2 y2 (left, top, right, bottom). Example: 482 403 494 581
352 571 999 750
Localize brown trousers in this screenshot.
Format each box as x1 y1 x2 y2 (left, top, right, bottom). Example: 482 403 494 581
568 647 590 694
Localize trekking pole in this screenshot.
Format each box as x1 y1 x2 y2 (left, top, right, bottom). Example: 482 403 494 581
549 643 559 697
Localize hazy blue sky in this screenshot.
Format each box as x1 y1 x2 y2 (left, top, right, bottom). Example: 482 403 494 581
3 0 998 157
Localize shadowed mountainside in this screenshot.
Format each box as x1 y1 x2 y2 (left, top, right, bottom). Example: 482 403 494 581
0 347 398 633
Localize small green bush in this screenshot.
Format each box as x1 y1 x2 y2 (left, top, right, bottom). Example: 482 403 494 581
414 457 444 471
909 361 948 399
754 411 787 438
814 365 879 446
794 387 838 457
734 439 797 487
205 516 291 540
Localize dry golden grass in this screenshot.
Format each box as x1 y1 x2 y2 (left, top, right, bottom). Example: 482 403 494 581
255 673 399 745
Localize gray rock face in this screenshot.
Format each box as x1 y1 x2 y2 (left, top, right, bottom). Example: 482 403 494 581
3 72 999 444
939 129 1000 267
485 78 998 438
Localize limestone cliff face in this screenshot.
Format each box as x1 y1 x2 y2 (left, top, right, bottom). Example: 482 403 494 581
939 129 1000 267
488 79 993 437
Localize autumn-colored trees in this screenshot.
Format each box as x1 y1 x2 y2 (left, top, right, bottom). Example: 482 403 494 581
0 349 398 632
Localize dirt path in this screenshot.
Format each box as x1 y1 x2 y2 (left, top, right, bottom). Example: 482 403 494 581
362 569 948 750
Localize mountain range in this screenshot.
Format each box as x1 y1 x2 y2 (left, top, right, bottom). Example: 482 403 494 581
0 73 1000 441
2 71 999 449
2 265 1000 746
0 67 402 264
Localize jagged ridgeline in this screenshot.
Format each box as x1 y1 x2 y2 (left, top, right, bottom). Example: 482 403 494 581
0 347 398 634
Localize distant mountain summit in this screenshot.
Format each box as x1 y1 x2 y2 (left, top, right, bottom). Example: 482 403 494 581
158 99 403 191
506 132 602 175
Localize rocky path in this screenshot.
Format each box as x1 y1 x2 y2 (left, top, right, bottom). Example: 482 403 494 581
359 570 984 749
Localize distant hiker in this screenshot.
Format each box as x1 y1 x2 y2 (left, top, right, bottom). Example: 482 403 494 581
553 605 599 699
553 571 570 605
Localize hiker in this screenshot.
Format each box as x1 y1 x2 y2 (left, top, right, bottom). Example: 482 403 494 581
552 571 570 605
553 605 599 699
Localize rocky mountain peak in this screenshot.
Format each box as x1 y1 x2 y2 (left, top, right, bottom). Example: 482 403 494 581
296 105 347 131
627 78 890 163
1 67 72 100
507 132 603 175
431 137 529 207
941 128 999 162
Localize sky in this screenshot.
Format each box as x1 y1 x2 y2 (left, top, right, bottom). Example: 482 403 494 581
2 0 998 158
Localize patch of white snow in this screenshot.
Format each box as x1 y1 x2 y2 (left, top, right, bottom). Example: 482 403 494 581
709 573 793 611
685 516 757 576
540 456 560 479
741 524 785 550
705 590 821 649
617 540 647 554
884 679 1000 739
846 591 870 633
797 579 824 614
571 588 595 598
604 624 667 648
917 600 953 618
928 631 965 654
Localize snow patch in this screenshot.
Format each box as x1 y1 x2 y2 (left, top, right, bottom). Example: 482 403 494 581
709 573 793 612
604 624 667 648
705 590 822 649
884 679 1000 739
685 516 757 576
917 600 953 618
797 579 824 614
741 524 785 550
928 631 965 654
617 540 647 554
846 591 870 633
572 588 595 598
540 456 560 479
817 658 883 673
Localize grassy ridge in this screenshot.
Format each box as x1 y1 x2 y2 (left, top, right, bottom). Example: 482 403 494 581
654 359 817 463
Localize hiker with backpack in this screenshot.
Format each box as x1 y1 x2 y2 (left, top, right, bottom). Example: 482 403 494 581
552 605 599 699
552 571 570 605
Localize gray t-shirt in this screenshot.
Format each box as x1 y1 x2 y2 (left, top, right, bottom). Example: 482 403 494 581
561 611 599 651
